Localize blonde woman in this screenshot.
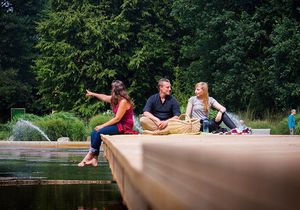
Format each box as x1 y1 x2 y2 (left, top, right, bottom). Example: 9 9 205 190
186 82 236 132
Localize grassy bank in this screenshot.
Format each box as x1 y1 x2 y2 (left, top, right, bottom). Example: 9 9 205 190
239 111 299 135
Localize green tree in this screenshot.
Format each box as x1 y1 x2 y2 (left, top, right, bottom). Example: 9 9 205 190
172 0 300 116
35 0 181 117
266 17 300 110
0 0 47 122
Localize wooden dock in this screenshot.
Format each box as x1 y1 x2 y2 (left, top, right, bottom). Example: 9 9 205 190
102 134 300 210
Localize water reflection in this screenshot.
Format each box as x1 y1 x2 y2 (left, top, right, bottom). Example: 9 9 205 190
1 184 127 210
0 146 127 210
0 147 111 180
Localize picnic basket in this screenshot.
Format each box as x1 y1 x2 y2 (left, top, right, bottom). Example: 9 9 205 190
168 114 200 134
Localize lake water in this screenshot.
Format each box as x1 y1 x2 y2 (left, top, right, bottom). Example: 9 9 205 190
0 146 127 210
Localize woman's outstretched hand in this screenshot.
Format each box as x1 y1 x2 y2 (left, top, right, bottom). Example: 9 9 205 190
86 89 94 97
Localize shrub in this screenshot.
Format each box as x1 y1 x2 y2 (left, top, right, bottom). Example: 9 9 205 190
86 112 113 136
271 118 288 135
7 113 42 132
0 124 10 140
0 131 10 140
247 120 272 129
0 124 10 132
296 114 300 134
37 112 86 141
9 113 42 124
88 114 112 130
43 112 79 121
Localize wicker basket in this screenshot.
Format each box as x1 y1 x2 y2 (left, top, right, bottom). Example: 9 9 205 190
168 114 200 134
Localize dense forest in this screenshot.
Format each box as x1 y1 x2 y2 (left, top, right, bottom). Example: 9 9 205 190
1 0 300 122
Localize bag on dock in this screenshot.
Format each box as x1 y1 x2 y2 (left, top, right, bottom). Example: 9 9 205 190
168 114 200 134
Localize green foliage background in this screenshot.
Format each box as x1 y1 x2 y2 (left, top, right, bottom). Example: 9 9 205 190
0 0 299 122
34 0 180 117
172 0 300 116
0 0 49 122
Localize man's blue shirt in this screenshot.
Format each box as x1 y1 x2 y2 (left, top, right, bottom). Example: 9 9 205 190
143 93 180 120
288 114 296 129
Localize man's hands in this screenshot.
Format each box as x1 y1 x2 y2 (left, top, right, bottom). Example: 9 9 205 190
143 111 169 130
156 120 168 130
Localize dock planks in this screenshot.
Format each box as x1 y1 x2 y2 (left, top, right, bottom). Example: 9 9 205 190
102 134 300 210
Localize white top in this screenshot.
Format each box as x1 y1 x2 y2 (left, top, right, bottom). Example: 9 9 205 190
188 96 217 119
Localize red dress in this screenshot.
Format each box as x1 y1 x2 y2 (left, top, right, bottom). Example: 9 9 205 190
112 104 138 134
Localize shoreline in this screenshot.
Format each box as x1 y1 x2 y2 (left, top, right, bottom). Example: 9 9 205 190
0 140 89 148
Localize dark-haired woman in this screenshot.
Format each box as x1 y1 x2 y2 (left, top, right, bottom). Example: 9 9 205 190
78 80 137 167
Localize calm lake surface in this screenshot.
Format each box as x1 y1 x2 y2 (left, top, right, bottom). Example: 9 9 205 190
0 145 127 210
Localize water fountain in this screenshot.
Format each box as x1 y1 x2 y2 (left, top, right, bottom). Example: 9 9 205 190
133 115 143 133
226 112 243 128
11 119 51 141
1 118 125 209
1 115 127 210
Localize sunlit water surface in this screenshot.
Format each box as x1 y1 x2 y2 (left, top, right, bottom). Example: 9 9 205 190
0 146 127 210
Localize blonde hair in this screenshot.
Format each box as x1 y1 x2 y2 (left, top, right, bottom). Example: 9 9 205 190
195 82 209 113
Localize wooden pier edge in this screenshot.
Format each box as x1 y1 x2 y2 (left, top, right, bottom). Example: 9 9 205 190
103 134 188 210
102 134 148 209
102 134 300 210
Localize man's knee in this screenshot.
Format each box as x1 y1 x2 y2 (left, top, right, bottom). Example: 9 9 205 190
140 116 157 131
140 116 148 126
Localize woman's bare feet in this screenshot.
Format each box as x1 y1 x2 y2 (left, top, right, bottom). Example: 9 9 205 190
84 157 98 167
77 161 86 167
78 151 96 167
78 152 99 167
